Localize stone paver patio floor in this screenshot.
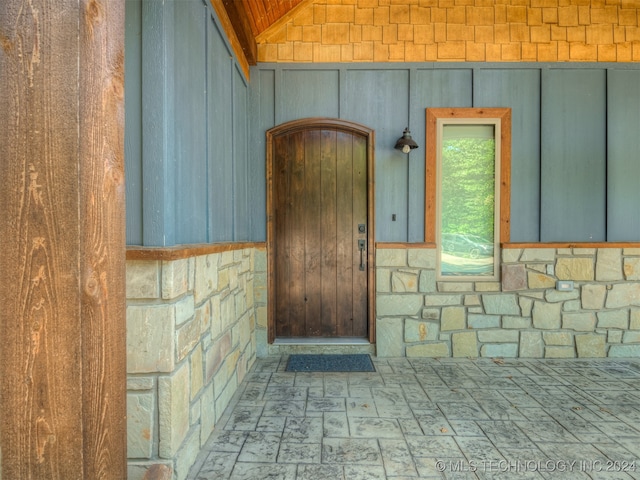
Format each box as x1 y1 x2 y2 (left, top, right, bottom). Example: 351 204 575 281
187 356 640 480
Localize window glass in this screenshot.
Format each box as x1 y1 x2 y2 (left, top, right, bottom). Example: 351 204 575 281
439 124 497 278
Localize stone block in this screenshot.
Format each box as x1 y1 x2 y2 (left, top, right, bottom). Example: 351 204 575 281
608 330 623 343
574 248 596 256
218 267 230 291
424 294 462 306
256 328 269 358
556 258 594 281
377 268 392 292
200 385 216 447
405 319 439 343
503 316 531 329
519 297 534 316
597 309 628 329
215 374 238 422
609 344 640 357
563 300 581 312
606 283 640 308
221 294 236 331
468 314 500 329
256 305 267 329
440 307 467 331
175 427 201 480
162 259 189 300
220 251 234 266
195 300 211 335
624 257 640 280
480 343 518 358
407 248 436 268
127 305 175 374
623 331 640 343
478 330 519 343
562 312 596 331
376 249 406 267
190 344 204 400
483 294 520 315
452 331 478 357
127 463 173 480
475 282 501 292
194 254 220 304
527 272 556 289
376 294 424 316
437 282 474 292
235 290 247 320
228 265 239 291
422 308 440 321
465 295 481 306
546 289 579 303
596 249 623 281
175 295 195 327
254 250 267 272
582 284 607 310
126 260 160 299
545 346 575 358
127 392 155 459
502 249 521 263
158 363 190 458
532 301 562 329
521 248 555 262
418 270 436 293
376 318 404 357
631 309 640 330
391 270 419 292
406 342 449 357
520 332 543 358
176 317 202 362
502 264 527 291
543 332 573 346
127 377 154 391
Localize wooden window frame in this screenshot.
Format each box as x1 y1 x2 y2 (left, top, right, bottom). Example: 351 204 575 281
425 108 511 278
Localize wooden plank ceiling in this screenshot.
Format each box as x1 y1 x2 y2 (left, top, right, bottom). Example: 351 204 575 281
222 0 307 65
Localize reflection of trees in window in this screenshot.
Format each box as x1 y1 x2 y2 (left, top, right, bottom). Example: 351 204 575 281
441 135 495 243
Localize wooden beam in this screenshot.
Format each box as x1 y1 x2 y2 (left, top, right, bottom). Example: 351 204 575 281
221 0 258 65
0 0 127 478
208 0 252 77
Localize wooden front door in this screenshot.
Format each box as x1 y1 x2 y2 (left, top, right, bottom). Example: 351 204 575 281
267 119 374 341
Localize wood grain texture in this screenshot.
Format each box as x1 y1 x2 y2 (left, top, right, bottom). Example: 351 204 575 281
267 118 375 342
79 0 127 477
0 0 126 478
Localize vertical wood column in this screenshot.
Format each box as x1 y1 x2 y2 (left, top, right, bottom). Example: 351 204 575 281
0 1 127 479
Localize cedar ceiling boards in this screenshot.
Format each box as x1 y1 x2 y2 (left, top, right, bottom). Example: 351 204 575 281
221 0 310 65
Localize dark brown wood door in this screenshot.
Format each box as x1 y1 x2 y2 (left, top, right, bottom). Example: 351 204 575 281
272 127 368 338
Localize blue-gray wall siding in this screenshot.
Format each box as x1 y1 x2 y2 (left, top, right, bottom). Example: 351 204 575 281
124 2 640 245
251 63 640 243
124 0 251 246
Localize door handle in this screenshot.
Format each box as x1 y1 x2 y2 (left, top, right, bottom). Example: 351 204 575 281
358 240 366 271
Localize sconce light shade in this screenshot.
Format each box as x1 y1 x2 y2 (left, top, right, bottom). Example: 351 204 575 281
394 127 419 153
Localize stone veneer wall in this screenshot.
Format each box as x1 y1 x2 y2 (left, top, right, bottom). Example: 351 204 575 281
376 247 640 358
125 247 260 480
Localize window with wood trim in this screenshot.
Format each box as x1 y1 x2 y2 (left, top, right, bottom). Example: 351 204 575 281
426 108 511 281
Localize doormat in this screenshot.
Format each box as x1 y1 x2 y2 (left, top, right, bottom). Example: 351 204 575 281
285 354 375 372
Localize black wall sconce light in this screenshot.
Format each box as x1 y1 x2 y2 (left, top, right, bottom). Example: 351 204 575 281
394 127 419 154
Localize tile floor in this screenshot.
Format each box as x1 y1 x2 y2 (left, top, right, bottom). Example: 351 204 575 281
187 356 640 480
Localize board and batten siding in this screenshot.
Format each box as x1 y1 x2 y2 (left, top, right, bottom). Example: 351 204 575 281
251 63 640 243
124 0 251 246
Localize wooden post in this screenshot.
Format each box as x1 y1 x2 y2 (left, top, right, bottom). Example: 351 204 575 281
0 1 127 479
